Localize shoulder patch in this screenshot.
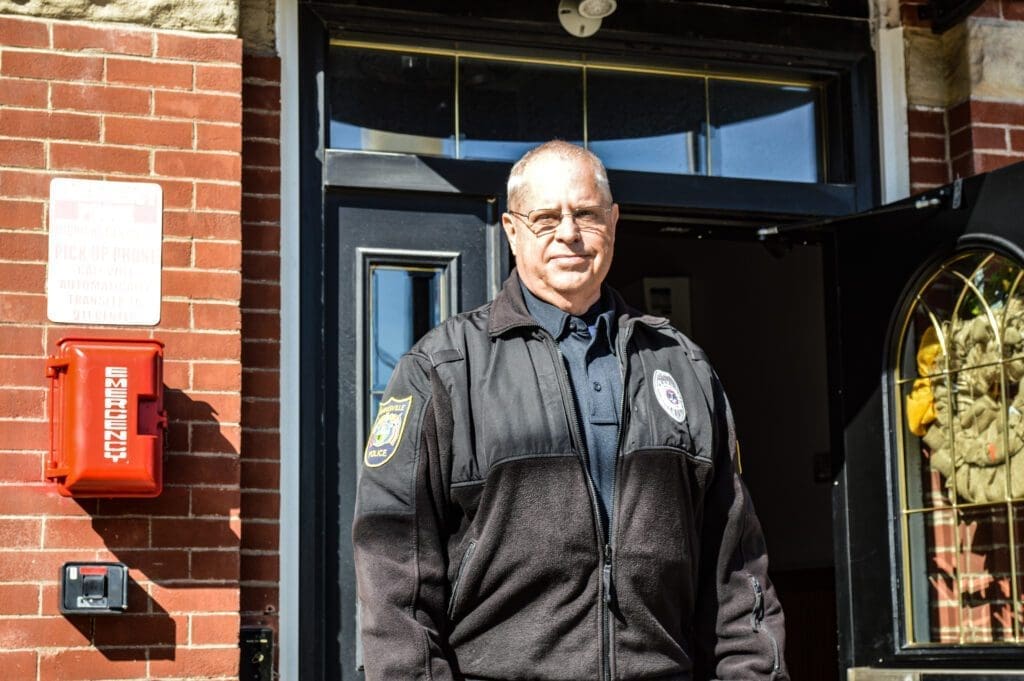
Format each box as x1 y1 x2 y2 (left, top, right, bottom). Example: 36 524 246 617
652 369 686 423
364 396 413 468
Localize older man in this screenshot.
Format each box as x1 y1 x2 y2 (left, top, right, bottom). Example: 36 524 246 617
353 141 788 680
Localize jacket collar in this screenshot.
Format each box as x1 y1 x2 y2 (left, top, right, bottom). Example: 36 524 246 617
488 270 669 338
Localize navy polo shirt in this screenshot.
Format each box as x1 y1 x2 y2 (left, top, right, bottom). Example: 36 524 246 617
522 283 622 531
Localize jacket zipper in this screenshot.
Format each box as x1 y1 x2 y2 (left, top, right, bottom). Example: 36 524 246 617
539 331 612 681
447 539 478 619
750 576 781 674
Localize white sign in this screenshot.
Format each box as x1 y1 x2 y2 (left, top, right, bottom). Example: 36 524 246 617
47 178 162 326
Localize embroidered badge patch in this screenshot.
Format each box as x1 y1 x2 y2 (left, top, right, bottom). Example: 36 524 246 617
364 396 413 468
653 370 686 423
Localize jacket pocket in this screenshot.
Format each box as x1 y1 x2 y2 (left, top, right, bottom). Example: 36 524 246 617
448 539 478 619
749 576 781 675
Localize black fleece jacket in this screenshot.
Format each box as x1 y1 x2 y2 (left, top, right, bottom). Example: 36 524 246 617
353 271 788 681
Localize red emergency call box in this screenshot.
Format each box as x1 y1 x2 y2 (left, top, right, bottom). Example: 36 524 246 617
46 338 166 497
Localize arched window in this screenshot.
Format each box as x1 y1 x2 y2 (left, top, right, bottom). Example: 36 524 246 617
896 249 1024 645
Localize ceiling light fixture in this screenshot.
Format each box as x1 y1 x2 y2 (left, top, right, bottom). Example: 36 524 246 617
558 0 617 38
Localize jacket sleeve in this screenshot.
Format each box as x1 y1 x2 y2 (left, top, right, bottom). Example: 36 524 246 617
694 370 789 681
352 351 456 680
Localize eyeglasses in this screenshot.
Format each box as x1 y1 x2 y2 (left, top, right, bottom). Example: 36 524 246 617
507 205 612 237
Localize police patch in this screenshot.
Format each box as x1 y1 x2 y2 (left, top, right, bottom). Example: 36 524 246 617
364 396 412 468
653 370 686 423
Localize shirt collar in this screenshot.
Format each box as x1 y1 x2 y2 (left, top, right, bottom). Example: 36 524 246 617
520 281 617 348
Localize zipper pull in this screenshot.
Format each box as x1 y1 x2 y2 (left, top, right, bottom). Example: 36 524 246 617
602 545 614 607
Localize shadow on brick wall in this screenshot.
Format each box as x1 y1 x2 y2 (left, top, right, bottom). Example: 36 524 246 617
64 387 241 660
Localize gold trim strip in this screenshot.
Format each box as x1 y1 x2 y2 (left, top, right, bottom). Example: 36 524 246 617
330 38 820 88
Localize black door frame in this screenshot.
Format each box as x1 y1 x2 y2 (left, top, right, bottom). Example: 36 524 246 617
297 3 880 678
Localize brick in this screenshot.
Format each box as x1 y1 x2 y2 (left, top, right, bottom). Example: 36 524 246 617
948 100 972 133
910 159 949 185
241 252 280 281
160 300 191 330
907 107 945 135
150 647 239 679
0 451 42 482
39 649 146 681
45 517 149 549
150 583 238 614
971 126 1008 151
1 51 103 82
0 17 48 48
0 261 45 291
152 517 239 549
0 200 44 229
196 64 242 93
975 152 1022 173
240 520 278 551
0 650 36 681
239 282 279 309
104 116 192 148
243 55 281 83
190 548 240 581
191 486 241 517
241 553 279 583
1 107 101 141
50 142 149 175
0 356 43 386
242 82 279 111
154 90 241 123
0 387 45 418
164 453 238 486
191 613 239 645
0 616 91 648
0 517 41 547
106 57 193 89
194 240 242 270
240 224 279 251
241 369 279 399
242 167 280 195
51 82 150 115
1003 0 1024 19
164 211 240 239
240 584 277 615
0 584 39 616
0 485 96 516
192 423 241 454
162 240 192 269
161 329 241 360
240 458 279 490
163 269 241 301
951 153 975 179
197 121 242 152
1010 129 1024 152
242 399 279 430
970 99 1024 127
193 362 242 391
156 33 242 63
188 392 241 424
242 110 280 139
96 485 190 517
0 77 48 108
0 293 46 322
0 170 52 200
242 195 280 223
241 311 279 341
193 302 241 331
93 612 185 646
0 231 46 260
147 180 191 211
240 338 279 369
0 139 45 169
0 549 98 582
0 325 44 355
114 548 190 581
908 134 946 160
242 139 279 167
155 150 240 181
52 23 152 57
196 182 242 211
240 429 278 458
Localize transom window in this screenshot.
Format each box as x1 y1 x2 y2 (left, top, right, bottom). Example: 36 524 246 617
896 249 1024 645
328 42 825 183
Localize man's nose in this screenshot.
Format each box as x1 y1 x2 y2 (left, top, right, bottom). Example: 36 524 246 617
552 213 581 241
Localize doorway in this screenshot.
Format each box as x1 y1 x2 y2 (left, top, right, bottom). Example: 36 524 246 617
608 217 839 680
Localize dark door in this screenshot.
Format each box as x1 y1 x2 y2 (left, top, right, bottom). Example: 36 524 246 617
324 153 509 679
829 161 1024 673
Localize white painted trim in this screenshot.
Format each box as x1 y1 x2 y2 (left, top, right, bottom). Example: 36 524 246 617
875 26 911 203
275 0 300 679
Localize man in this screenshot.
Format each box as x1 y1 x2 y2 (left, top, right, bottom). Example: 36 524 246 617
353 141 788 680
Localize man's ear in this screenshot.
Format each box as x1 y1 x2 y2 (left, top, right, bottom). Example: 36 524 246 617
501 213 519 257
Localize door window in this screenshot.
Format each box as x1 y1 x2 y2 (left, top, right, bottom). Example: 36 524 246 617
896 249 1024 644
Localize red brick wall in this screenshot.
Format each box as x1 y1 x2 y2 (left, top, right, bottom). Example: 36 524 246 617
904 0 1024 190
239 52 282 654
0 15 245 680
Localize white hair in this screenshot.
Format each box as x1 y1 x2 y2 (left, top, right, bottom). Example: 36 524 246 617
506 140 612 212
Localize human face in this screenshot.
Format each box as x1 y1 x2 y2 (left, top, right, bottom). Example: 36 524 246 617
502 155 618 314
